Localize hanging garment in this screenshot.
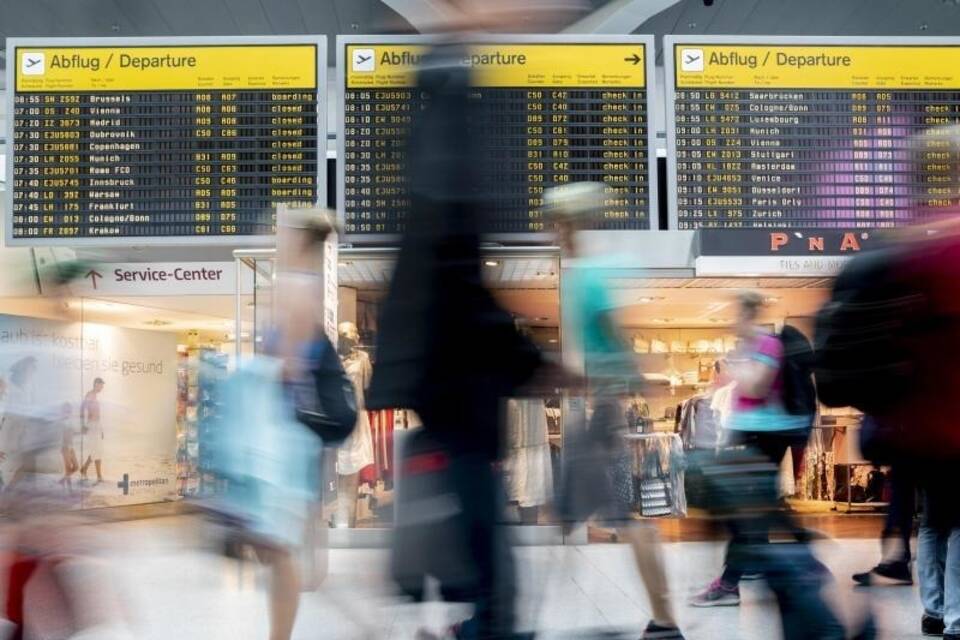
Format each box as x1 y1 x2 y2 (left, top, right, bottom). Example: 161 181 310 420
337 350 375 476
364 408 399 484
504 398 554 508
679 394 724 450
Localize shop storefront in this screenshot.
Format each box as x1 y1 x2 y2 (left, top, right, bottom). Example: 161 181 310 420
227 229 870 547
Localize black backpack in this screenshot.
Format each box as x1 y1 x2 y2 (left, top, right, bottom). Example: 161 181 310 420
779 324 817 419
813 247 922 414
291 333 358 445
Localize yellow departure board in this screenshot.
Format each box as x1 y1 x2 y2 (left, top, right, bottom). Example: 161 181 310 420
667 38 960 230
339 38 656 238
6 38 324 244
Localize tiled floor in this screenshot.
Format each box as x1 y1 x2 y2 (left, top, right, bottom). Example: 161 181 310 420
30 516 928 639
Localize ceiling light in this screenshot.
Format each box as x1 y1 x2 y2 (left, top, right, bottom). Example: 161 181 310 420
763 296 781 304
484 260 500 267
548 338 558 344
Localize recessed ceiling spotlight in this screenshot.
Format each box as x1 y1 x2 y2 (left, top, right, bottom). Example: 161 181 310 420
484 260 500 267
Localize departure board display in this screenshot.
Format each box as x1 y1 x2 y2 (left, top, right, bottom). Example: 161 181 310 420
338 37 657 239
666 37 960 230
5 37 324 245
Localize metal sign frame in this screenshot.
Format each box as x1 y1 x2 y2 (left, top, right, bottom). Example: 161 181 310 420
4 35 327 247
663 34 960 232
336 34 659 245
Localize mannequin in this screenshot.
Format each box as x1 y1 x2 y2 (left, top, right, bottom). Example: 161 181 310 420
335 321 375 527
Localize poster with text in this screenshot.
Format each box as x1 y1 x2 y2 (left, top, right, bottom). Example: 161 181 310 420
0 314 178 508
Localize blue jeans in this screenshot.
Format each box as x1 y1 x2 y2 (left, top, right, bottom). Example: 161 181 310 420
918 525 960 634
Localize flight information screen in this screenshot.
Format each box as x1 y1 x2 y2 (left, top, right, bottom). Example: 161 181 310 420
667 39 960 230
6 39 323 244
340 39 656 238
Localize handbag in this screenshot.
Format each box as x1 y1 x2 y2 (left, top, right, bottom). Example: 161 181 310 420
390 429 479 601
291 334 358 445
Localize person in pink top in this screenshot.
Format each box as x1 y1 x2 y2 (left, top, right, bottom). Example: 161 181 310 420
691 291 816 608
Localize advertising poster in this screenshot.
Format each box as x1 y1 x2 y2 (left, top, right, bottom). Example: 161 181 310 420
0 314 178 508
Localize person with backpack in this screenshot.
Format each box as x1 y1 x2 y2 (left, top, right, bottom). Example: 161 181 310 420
691 291 819 608
207 209 356 640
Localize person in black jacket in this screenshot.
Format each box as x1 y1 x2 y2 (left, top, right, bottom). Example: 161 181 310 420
366 43 542 640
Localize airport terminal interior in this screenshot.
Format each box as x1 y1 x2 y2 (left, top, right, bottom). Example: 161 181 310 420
1 0 960 638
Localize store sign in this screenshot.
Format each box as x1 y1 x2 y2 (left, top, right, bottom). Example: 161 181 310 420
696 255 853 277
695 229 883 276
71 261 252 296
699 229 879 256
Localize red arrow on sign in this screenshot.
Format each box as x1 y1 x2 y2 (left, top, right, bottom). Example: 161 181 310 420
85 269 103 290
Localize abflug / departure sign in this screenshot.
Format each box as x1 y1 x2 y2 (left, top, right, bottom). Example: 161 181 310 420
7 39 323 244
668 39 960 230
340 39 657 238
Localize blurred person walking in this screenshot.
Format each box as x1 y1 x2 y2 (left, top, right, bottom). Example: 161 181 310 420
815 213 960 637
690 292 818 608
545 182 686 640
207 209 355 640
365 38 544 640
684 293 874 639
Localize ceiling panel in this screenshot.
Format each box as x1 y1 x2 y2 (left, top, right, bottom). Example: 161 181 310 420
838 0 907 35
151 0 241 35
255 0 308 33
221 0 272 34
108 0 174 36
640 0 960 39
33 0 137 37
736 0 791 33
295 0 337 34
698 0 762 34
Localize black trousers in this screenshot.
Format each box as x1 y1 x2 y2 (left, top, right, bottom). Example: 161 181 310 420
446 452 516 640
881 464 916 564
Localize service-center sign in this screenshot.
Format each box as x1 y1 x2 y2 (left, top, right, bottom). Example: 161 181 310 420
71 261 253 296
